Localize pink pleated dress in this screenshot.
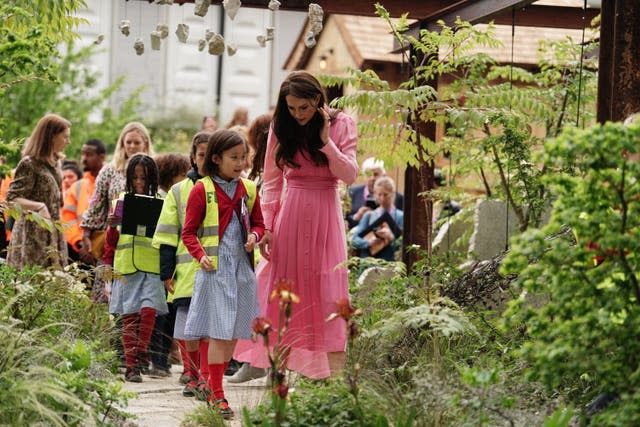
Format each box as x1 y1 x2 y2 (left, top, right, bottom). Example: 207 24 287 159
234 112 358 379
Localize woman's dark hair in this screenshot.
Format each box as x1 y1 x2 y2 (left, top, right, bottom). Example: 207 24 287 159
125 153 159 196
202 129 247 178
273 71 332 169
154 153 190 191
62 160 82 180
247 114 271 180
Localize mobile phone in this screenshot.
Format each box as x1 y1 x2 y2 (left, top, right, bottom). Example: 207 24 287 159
365 199 378 210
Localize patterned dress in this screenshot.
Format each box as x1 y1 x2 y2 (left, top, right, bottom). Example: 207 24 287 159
6 156 67 269
80 162 126 303
234 112 359 379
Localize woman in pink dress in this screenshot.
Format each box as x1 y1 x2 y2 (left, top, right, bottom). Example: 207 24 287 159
234 71 358 379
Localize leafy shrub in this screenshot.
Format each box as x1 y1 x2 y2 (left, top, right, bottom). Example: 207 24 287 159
502 122 640 425
0 264 132 426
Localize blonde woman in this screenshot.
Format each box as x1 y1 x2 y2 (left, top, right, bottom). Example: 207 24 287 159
6 114 71 269
80 122 154 301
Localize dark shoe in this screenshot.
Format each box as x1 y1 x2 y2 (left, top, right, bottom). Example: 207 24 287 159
210 398 234 419
227 363 267 383
125 368 142 383
182 379 199 397
224 359 241 376
193 380 211 402
137 352 150 375
179 370 198 385
149 366 170 378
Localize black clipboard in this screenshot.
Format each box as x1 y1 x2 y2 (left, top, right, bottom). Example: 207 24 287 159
358 210 402 239
121 193 163 238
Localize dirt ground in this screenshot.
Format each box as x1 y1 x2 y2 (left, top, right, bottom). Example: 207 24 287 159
122 365 268 427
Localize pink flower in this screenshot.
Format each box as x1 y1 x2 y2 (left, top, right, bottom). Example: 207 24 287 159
326 298 361 322
252 317 271 336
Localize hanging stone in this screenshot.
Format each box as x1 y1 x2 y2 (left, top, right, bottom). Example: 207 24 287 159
198 39 206 52
156 23 169 39
175 23 189 43
205 29 214 42
119 20 131 37
94 34 104 45
194 0 211 17
155 0 174 4
268 0 280 11
309 3 324 36
150 30 162 50
227 43 237 56
304 31 316 48
222 0 241 20
256 35 266 48
134 38 144 55
208 34 225 55
265 26 275 41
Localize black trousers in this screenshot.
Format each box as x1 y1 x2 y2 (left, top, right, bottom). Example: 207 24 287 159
150 301 176 369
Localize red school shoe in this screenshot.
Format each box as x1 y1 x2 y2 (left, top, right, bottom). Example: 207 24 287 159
210 398 234 419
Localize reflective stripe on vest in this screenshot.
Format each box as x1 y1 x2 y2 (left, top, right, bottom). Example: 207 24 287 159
198 176 257 271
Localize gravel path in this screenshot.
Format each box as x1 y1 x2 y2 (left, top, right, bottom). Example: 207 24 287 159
122 365 268 427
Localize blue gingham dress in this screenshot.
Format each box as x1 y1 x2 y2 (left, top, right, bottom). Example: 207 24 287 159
184 178 259 340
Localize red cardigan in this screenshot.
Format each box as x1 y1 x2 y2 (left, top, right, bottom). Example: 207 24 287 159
181 179 265 262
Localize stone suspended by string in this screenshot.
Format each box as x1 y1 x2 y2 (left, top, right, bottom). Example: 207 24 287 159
227 43 237 56
256 26 274 48
223 0 241 20
150 30 162 50
176 23 189 43
198 39 206 52
304 3 324 48
94 34 104 45
155 0 174 4
119 19 131 37
194 0 211 17
268 0 280 11
156 23 169 39
134 38 144 55
208 34 225 55
205 29 214 42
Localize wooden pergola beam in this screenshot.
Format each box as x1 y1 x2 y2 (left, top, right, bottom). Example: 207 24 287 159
129 0 456 19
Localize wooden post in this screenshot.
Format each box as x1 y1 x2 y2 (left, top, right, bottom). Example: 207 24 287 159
597 0 640 123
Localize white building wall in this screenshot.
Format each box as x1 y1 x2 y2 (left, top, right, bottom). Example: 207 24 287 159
75 2 304 125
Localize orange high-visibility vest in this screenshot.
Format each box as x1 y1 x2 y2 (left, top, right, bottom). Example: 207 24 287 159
0 173 12 241
62 172 96 251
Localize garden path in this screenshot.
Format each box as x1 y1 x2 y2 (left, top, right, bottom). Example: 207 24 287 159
122 365 268 427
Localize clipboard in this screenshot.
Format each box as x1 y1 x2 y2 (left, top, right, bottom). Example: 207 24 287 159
121 193 163 238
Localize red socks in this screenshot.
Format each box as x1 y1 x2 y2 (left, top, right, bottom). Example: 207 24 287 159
187 350 199 377
207 363 226 400
122 314 138 369
177 339 190 373
199 340 209 379
138 307 156 360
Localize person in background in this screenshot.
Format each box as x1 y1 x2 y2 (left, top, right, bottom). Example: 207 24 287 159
6 114 71 269
346 157 404 229
181 129 264 418
351 176 404 261
62 139 106 263
0 157 13 256
81 122 154 302
152 132 213 399
224 106 249 129
103 153 168 382
147 152 190 378
62 160 82 194
202 115 218 132
234 70 358 379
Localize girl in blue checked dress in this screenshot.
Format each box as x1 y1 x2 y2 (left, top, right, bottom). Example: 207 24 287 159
103 154 168 382
181 129 265 419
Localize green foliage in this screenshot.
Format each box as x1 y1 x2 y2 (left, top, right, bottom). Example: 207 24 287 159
182 403 227 427
0 264 132 426
502 122 640 425
0 40 143 161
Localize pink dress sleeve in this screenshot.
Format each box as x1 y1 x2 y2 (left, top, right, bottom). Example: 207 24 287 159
260 128 284 230
320 113 359 185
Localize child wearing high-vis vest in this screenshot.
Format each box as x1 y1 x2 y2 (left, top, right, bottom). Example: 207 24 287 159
103 154 168 383
181 129 265 419
152 131 213 398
